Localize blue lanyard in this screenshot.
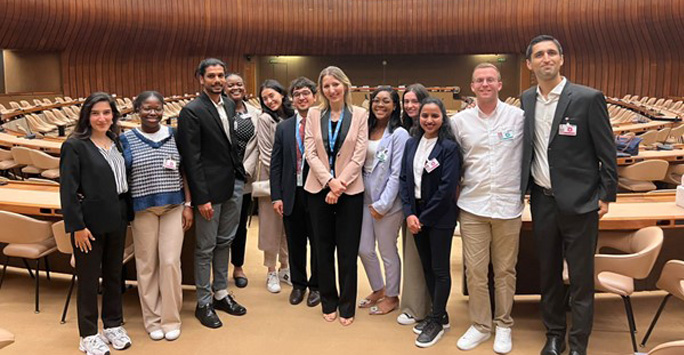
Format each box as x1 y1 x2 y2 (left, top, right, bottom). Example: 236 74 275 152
296 116 304 155
327 110 344 174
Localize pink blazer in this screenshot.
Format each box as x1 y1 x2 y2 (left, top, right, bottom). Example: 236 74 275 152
304 105 368 195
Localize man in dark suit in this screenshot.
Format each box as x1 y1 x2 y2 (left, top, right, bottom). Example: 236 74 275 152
520 35 617 355
177 58 247 329
270 76 320 307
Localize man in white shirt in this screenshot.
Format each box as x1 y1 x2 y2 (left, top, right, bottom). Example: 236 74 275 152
450 63 524 354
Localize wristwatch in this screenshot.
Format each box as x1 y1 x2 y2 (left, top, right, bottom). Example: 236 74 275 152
183 202 192 208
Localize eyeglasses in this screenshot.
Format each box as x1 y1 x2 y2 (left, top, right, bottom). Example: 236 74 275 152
473 77 499 84
140 107 164 113
292 90 313 98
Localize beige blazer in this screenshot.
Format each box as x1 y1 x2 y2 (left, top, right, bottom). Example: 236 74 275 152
304 105 368 195
256 111 281 183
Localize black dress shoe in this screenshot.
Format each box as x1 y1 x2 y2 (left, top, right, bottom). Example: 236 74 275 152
541 337 566 355
213 294 247 316
195 303 222 328
307 290 321 307
289 288 305 305
234 276 248 288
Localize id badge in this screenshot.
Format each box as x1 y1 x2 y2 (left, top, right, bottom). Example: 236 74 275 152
240 113 251 120
559 123 577 136
163 157 178 170
297 171 303 186
424 158 440 173
498 130 514 141
376 148 389 163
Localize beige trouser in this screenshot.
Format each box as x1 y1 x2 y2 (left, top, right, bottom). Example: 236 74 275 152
459 210 521 333
131 204 184 333
399 225 432 320
258 196 288 268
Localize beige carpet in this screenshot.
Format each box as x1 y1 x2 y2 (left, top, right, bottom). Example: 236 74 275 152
1 218 683 355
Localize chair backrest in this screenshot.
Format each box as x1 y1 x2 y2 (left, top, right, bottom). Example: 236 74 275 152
9 101 21 109
0 327 14 350
50 221 73 255
655 260 684 300
28 149 59 170
667 125 684 142
596 226 664 279
0 211 53 244
42 98 52 106
19 100 32 109
649 340 684 355
639 130 659 146
618 159 669 181
27 178 59 185
10 146 34 165
54 97 64 103
656 128 671 143
33 99 44 106
0 147 13 161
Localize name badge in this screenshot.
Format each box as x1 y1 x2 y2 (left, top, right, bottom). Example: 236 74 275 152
240 113 251 120
498 130 514 141
559 123 577 137
163 157 178 170
424 158 440 173
376 148 389 163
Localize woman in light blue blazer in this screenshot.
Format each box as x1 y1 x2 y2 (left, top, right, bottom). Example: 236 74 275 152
358 86 410 315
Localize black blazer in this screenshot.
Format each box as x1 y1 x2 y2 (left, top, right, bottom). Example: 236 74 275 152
270 115 309 216
399 137 461 230
520 81 618 214
177 92 245 206
59 137 133 234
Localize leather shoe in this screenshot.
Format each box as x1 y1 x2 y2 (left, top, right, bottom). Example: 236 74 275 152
213 294 247 316
234 276 248 288
541 337 566 355
307 290 321 307
569 350 585 355
195 303 222 328
289 288 305 305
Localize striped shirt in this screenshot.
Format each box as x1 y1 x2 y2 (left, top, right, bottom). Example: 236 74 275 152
93 139 128 195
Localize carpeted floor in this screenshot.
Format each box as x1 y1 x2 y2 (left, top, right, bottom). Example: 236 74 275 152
1 218 682 355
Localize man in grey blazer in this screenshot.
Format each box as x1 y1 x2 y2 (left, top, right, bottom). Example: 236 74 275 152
520 35 617 355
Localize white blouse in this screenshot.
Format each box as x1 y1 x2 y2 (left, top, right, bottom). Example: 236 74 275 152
364 139 380 173
412 136 437 199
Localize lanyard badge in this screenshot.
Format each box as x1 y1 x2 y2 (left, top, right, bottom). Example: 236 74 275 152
327 110 344 175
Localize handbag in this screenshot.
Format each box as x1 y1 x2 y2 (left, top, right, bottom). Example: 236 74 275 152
251 160 271 198
615 135 642 156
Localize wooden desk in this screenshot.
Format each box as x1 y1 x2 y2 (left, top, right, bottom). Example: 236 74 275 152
613 121 674 134
0 132 63 154
0 181 61 216
617 149 684 165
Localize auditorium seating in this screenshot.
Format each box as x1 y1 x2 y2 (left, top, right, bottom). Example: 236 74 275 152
640 260 684 347
617 159 669 192
11 146 43 177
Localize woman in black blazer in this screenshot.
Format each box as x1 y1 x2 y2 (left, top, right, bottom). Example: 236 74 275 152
399 97 460 348
60 92 134 355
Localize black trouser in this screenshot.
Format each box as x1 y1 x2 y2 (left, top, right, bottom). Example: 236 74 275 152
307 190 363 318
413 222 454 320
71 198 127 337
231 192 252 268
283 187 318 291
531 185 598 352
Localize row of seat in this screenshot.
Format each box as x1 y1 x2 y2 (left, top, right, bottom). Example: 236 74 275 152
609 103 651 124
617 159 684 192
619 95 684 119
0 96 80 116
0 146 60 180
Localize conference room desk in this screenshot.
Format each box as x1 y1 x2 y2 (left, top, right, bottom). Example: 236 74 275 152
617 149 684 166
612 121 674 135
511 193 684 294
0 132 63 154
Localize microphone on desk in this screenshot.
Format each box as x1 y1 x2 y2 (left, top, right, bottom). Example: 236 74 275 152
22 114 36 140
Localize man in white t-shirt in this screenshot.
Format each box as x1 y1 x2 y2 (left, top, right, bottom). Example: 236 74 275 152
450 63 524 354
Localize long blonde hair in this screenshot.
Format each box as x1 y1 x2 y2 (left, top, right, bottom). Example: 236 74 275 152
317 66 353 111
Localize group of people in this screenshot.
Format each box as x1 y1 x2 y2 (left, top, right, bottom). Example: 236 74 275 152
59 34 617 355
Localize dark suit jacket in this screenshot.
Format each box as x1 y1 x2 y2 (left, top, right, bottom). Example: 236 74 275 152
520 81 618 214
177 92 245 206
399 137 461 230
59 137 133 234
270 114 309 216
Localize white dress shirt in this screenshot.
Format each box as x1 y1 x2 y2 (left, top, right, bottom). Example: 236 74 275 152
364 139 380 173
413 136 437 199
211 96 232 143
531 77 567 189
450 100 524 219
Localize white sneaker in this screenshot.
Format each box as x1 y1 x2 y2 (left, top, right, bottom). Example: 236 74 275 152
267 271 281 293
165 329 181 341
493 326 512 354
457 325 491 351
397 312 417 325
79 334 111 355
101 326 132 350
278 268 292 286
149 330 164 341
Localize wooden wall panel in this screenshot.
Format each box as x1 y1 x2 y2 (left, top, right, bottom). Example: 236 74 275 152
0 0 682 98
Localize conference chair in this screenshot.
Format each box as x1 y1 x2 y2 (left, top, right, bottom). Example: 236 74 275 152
42 98 53 106
27 149 60 180
33 99 44 107
0 103 19 115
638 130 659 147
665 125 684 144
594 227 664 353
19 100 33 109
0 211 58 313
0 148 19 177
9 101 22 110
655 128 672 144
645 340 684 355
660 164 684 186
42 110 69 126
617 159 669 192
53 97 65 104
0 328 14 350
640 260 684 347
11 146 44 177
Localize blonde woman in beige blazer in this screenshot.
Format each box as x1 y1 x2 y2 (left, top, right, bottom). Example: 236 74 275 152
225 72 260 288
305 66 368 326
256 79 295 293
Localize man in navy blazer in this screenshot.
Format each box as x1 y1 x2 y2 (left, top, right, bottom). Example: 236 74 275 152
520 36 617 355
177 58 247 329
270 77 320 307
